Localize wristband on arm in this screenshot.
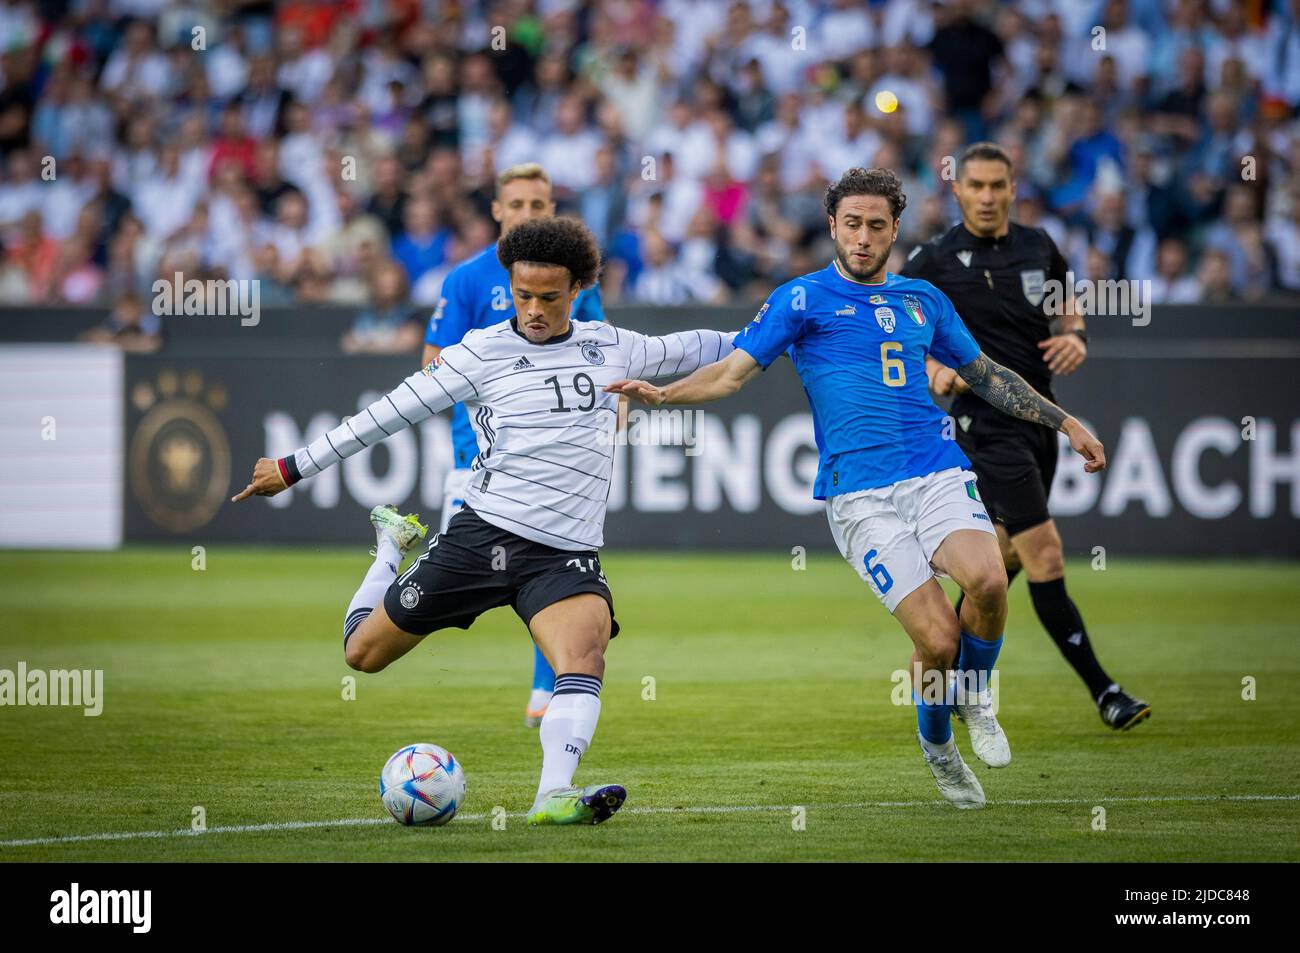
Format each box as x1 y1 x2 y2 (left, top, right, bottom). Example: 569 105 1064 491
277 455 301 487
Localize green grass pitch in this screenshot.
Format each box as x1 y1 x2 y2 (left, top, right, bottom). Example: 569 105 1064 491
1 547 1297 862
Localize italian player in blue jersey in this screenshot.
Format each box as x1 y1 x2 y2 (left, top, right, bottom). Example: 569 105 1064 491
421 163 605 728
607 168 1106 809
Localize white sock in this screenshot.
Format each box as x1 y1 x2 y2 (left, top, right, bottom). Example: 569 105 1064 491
534 674 602 806
918 733 957 758
344 536 400 645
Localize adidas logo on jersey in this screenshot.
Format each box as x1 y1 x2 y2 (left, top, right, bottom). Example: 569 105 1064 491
512 356 535 371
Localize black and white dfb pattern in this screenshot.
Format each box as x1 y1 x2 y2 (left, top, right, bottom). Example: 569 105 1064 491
289 318 734 550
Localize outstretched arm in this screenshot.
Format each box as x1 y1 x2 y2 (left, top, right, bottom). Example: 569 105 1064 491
615 327 737 380
232 346 478 501
956 351 1106 472
605 347 761 406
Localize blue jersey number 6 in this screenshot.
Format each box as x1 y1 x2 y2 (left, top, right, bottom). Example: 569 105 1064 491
863 549 894 594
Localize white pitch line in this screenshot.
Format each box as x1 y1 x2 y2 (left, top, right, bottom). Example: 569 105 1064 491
1 794 1295 849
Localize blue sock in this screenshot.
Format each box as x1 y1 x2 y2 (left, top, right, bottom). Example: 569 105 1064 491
532 643 556 693
958 630 1003 692
914 689 952 744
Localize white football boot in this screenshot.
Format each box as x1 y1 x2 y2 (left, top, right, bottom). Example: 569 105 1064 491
918 733 986 809
952 677 1011 768
524 689 552 728
369 504 429 556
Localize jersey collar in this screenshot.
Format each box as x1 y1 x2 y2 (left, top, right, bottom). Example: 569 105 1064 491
956 222 1014 248
830 258 890 287
509 316 574 345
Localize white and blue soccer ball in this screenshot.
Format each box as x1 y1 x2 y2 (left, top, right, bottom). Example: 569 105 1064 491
379 743 466 827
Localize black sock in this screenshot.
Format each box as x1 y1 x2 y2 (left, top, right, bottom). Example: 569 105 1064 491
955 566 1019 620
1027 578 1114 701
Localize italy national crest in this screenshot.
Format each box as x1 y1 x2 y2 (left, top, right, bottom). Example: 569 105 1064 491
902 295 926 326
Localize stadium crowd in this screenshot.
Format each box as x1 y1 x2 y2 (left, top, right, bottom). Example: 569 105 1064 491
0 0 1297 351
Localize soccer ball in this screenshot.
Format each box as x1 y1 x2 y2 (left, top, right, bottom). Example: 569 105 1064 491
379 743 466 827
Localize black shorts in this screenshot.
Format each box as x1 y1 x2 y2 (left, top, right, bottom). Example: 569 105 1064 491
952 394 1058 537
383 506 619 638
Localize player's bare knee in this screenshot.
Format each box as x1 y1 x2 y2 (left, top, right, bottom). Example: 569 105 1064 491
965 563 1008 614
345 640 388 674
555 643 605 678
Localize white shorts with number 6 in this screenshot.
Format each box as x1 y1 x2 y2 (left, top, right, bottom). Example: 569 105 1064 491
826 466 997 614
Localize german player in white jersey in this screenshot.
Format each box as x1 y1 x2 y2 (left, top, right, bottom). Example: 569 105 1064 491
233 218 734 826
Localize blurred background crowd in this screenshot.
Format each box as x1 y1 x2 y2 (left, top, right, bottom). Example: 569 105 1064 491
1 0 1298 352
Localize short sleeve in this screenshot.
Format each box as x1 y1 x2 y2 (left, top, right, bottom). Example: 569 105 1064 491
733 284 806 370
927 289 981 368
1042 228 1069 286
427 269 473 348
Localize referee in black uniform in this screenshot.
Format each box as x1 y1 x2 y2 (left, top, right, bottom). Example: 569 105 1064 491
902 142 1150 731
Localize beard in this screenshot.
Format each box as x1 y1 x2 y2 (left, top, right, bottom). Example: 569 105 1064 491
836 239 893 282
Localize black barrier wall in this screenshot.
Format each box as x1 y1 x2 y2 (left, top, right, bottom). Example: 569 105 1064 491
94 305 1300 556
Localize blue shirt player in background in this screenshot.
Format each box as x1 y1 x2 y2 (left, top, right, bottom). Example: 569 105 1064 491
607 167 1106 810
422 163 605 728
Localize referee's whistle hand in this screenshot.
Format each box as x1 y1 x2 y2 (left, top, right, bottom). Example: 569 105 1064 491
1064 419 1106 473
231 457 288 503
1039 334 1087 375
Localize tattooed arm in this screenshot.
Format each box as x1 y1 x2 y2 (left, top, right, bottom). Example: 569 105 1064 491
956 351 1107 473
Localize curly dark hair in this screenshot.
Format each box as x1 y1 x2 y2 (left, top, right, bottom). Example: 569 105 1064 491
496 217 602 290
824 167 908 220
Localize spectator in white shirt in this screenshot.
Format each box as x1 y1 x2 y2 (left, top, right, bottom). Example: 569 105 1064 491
1264 189 1300 293
1149 237 1202 303
132 145 201 242
262 188 313 272
631 228 725 304
0 150 44 233
276 24 333 105
467 98 538 181
536 95 603 196
755 93 822 192
594 48 662 143
816 100 883 184
870 45 937 138
818 0 877 62
99 20 172 100
741 3 808 96
205 30 249 100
